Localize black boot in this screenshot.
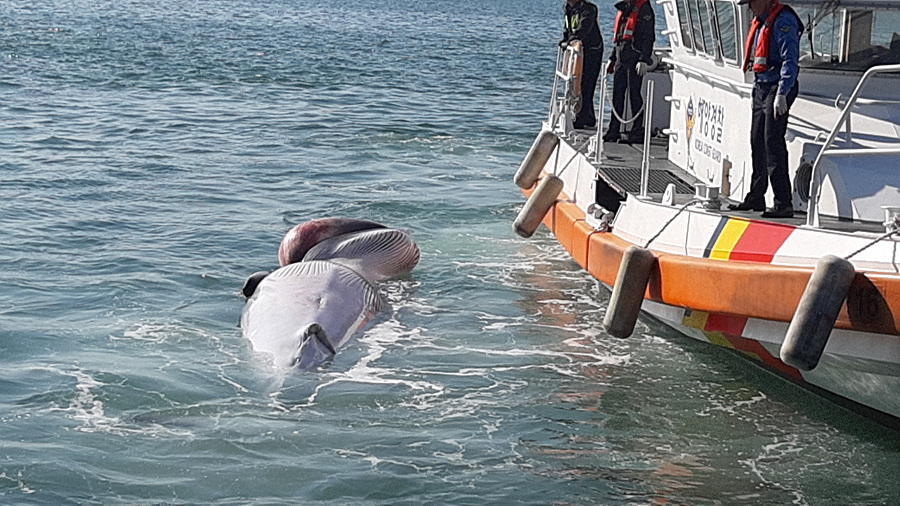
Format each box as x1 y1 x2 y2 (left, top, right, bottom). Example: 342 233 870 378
761 206 794 218
728 201 765 212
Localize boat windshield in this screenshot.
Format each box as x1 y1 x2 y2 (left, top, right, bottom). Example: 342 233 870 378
797 6 900 70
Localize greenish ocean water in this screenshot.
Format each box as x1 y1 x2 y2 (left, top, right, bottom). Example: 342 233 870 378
1 0 897 503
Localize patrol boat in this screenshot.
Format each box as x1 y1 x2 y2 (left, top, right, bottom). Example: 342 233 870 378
514 0 900 426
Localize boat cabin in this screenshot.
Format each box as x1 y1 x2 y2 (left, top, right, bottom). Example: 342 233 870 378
636 0 900 224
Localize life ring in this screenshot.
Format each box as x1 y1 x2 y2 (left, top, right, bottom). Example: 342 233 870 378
563 40 584 112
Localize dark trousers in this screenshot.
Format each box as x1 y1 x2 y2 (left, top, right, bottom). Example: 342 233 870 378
745 81 799 209
607 57 644 137
575 47 602 127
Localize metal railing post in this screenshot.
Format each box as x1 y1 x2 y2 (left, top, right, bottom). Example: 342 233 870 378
595 75 608 164
548 46 563 128
640 79 655 199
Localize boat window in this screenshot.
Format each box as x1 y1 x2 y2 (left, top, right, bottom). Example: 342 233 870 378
796 7 900 70
698 0 719 58
675 0 694 50
714 1 738 62
687 0 708 54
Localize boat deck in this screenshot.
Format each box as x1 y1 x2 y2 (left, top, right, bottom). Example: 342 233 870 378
572 129 887 235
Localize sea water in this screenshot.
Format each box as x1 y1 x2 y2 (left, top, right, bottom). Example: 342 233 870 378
1 0 898 504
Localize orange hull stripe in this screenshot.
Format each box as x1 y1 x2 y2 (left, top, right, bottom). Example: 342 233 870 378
553 200 587 267
521 185 900 335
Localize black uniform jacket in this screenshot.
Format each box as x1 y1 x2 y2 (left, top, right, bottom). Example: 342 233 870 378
563 0 603 51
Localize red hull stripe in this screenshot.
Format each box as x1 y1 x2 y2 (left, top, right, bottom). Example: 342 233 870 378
683 309 802 379
729 221 795 263
704 312 748 336
705 218 796 263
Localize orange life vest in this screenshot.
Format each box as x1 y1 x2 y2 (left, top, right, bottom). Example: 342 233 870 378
743 2 785 72
613 0 650 43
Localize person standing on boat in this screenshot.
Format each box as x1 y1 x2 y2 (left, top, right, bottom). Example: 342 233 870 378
728 0 803 218
603 0 655 144
562 0 604 129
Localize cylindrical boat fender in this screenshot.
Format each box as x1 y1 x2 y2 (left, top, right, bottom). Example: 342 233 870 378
780 255 856 371
603 246 657 338
514 130 560 189
513 175 564 238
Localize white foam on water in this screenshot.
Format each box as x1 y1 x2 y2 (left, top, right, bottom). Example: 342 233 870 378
0 471 35 495
115 322 182 343
740 437 810 506
303 320 445 405
45 368 195 438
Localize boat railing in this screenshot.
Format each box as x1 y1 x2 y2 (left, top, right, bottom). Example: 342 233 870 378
545 43 660 197
661 57 753 97
806 63 900 228
639 80 655 198
592 74 609 163
548 42 583 135
548 42 609 163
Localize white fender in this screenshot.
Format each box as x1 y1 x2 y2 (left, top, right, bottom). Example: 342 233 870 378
514 130 560 189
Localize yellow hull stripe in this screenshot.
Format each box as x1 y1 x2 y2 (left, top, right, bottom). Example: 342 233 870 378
708 219 750 260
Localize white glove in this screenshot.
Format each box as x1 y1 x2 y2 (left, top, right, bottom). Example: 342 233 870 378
635 61 649 76
774 94 788 118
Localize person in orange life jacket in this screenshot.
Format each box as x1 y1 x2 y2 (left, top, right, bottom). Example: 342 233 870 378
728 0 802 218
562 0 604 129
603 0 655 143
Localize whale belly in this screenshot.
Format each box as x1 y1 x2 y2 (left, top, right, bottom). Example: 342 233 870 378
240 260 383 368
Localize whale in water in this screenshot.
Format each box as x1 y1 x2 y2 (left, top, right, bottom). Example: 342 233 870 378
240 218 420 368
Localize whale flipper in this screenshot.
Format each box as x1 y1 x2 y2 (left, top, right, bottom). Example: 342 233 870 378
242 271 270 298
294 323 337 368
302 228 420 282
278 218 386 266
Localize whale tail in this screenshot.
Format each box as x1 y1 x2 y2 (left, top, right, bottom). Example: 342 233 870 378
294 323 337 369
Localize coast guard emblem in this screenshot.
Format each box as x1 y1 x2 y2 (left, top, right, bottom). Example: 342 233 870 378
685 96 695 169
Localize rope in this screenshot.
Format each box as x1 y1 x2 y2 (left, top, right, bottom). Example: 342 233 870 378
844 228 899 260
609 101 645 126
604 72 646 126
555 137 592 178
642 198 700 249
